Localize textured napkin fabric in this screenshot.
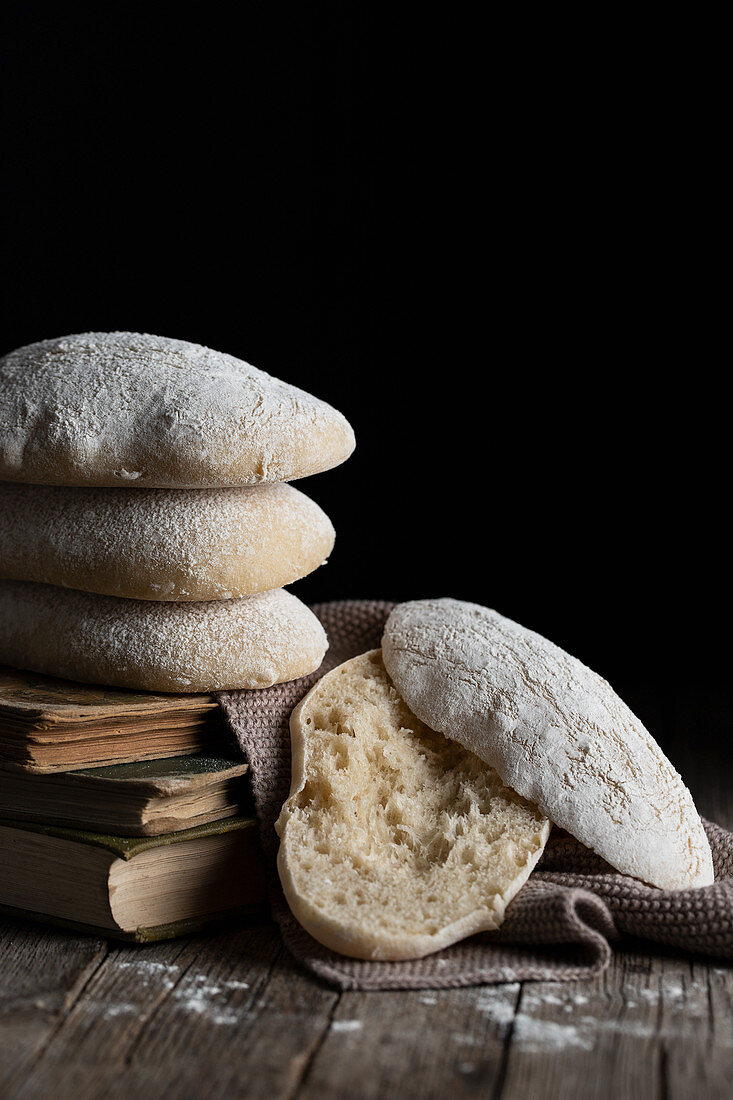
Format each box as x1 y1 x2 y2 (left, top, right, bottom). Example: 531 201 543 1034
217 600 733 991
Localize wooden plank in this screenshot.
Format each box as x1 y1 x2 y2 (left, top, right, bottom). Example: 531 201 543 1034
0 916 107 1094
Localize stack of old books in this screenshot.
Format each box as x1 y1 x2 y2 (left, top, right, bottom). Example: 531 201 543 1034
0 667 266 941
0 332 355 940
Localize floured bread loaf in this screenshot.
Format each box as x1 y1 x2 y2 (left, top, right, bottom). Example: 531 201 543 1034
0 332 355 488
382 598 714 891
0 482 335 601
276 650 551 961
0 581 327 692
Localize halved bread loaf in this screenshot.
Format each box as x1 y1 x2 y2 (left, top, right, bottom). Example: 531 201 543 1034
276 649 551 961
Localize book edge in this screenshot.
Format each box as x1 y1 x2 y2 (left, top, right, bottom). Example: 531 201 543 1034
0 901 268 942
0 814 259 859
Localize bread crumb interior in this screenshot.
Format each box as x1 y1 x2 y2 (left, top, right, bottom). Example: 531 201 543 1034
278 650 549 947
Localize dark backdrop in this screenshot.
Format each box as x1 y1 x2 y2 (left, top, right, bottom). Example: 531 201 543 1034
1 8 728 751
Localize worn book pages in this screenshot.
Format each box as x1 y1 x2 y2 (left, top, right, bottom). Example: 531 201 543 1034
0 666 226 770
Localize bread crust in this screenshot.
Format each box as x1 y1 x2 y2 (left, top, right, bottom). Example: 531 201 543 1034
0 482 335 601
383 598 714 891
0 581 328 693
0 332 355 488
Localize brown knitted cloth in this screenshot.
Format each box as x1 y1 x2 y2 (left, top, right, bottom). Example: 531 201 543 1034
217 600 733 991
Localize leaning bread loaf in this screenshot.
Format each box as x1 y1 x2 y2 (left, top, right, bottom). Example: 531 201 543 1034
0 482 335 601
0 581 327 692
0 332 355 488
276 650 551 961
382 598 713 891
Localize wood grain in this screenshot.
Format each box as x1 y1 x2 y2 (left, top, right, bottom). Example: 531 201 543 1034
0 722 730 1099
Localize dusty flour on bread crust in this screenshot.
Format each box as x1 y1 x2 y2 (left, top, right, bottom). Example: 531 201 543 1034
382 598 713 891
276 650 551 961
0 581 327 693
0 332 355 488
0 482 335 601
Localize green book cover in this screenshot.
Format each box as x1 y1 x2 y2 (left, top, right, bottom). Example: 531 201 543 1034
73 753 248 788
0 754 253 835
0 812 258 857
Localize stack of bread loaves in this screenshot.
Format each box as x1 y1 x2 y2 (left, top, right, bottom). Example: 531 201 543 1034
0 332 355 692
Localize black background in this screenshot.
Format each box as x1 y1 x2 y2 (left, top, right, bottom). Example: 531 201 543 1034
1 7 728 752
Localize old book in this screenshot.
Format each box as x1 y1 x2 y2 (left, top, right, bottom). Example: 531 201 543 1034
0 666 226 771
0 754 251 836
0 816 266 941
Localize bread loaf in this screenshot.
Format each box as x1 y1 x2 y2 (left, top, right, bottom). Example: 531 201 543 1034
0 482 335 601
0 332 355 488
276 650 551 960
382 598 714 890
0 581 327 692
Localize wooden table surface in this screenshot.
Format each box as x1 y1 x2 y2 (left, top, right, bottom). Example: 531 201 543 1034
1 730 731 1100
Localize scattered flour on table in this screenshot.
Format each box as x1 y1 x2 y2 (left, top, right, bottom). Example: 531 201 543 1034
101 1003 139 1019
115 958 181 989
455 977 718 1053
103 959 252 1026
513 1017 594 1052
474 987 518 1030
172 973 252 1026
